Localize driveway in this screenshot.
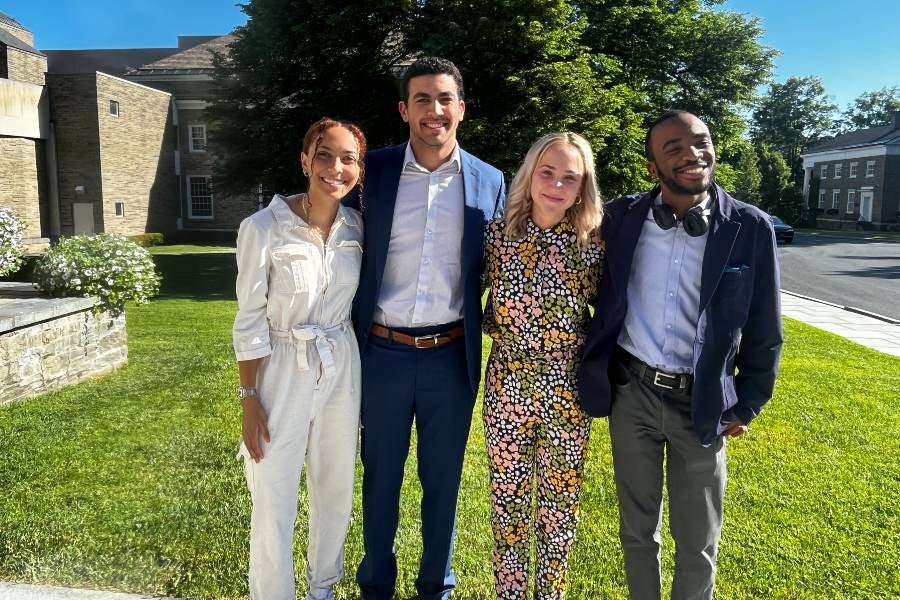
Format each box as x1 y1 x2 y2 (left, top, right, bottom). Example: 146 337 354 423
777 232 900 320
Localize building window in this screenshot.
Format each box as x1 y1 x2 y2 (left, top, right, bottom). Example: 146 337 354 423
846 190 856 213
114 201 125 217
188 176 213 219
109 100 120 116
866 161 875 177
820 165 827 179
834 163 842 178
849 162 858 178
832 189 840 209
818 189 825 208
189 124 207 152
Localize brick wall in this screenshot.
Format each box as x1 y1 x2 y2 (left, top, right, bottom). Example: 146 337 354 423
0 23 34 47
46 73 103 236
0 137 45 237
6 47 46 86
96 73 177 235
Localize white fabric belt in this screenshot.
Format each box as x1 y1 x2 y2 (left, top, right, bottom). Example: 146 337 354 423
270 320 350 379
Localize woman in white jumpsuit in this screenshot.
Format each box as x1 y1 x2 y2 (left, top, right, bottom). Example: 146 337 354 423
232 118 366 600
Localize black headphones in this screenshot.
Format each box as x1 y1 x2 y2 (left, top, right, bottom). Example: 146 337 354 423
649 184 716 237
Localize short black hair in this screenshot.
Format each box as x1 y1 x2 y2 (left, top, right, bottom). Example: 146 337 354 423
401 57 464 101
644 110 694 160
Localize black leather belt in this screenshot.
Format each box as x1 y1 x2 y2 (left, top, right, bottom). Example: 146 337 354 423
617 348 692 392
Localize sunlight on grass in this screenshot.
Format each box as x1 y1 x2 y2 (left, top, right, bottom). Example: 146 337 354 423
0 253 897 599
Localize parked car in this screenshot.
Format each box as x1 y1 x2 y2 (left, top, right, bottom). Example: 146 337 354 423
769 215 794 244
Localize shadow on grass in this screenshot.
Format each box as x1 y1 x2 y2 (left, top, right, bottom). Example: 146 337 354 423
154 253 237 300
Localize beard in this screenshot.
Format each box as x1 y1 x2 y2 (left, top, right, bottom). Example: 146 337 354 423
658 162 716 196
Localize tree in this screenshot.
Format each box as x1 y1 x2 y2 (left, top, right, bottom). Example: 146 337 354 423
208 0 776 200
715 138 761 206
206 0 412 197
755 141 802 223
577 0 776 156
838 86 900 131
751 76 837 187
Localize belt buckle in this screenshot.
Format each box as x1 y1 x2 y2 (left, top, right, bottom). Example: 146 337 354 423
653 371 679 390
414 333 441 349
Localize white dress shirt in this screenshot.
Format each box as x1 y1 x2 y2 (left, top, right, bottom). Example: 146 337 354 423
374 143 465 327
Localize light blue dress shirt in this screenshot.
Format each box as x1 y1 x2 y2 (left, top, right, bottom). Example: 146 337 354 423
617 193 711 373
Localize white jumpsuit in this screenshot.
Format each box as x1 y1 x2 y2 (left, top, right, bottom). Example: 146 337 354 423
233 194 363 600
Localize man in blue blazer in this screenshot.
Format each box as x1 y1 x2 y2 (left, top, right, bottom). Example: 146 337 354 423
347 57 505 600
578 111 782 599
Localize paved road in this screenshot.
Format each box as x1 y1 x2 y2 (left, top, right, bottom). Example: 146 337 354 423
777 232 900 320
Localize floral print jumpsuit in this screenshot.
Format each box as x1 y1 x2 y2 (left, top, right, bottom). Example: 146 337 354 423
482 217 604 599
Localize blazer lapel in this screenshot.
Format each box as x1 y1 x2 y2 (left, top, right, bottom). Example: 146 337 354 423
607 194 652 298
699 186 741 314
460 151 483 285
372 146 405 287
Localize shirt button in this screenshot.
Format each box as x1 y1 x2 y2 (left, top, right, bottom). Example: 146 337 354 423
426 229 433 235
423 258 430 265
669 292 674 297
666 324 672 329
674 259 679 264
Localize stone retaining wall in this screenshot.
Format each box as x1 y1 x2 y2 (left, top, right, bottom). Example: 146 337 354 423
0 282 127 404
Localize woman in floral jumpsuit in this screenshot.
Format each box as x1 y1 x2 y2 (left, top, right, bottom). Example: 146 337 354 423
483 132 604 599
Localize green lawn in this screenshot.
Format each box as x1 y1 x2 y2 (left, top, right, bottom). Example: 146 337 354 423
0 252 898 599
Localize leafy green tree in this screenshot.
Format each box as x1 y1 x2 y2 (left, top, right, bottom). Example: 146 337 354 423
577 0 776 155
715 138 761 206
755 141 802 222
838 86 900 131
207 0 412 197
751 76 837 187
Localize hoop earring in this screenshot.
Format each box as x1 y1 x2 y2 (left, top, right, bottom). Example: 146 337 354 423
575 196 583 205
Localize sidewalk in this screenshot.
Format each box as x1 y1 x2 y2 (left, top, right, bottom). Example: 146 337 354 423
0 584 165 600
781 290 900 357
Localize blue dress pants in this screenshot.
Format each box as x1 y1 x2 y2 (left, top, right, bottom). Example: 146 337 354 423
356 327 475 600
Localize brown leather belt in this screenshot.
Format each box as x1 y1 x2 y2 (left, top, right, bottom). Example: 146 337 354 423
370 323 464 349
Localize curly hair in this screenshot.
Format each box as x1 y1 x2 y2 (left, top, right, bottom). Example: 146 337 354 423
504 132 603 249
301 117 367 204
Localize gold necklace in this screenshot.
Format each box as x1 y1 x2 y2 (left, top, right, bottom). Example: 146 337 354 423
297 194 330 241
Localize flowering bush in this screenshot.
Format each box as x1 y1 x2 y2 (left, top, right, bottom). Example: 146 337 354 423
32 234 161 315
0 207 27 277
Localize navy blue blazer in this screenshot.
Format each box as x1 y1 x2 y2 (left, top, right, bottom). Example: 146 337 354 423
346 144 506 395
577 184 783 445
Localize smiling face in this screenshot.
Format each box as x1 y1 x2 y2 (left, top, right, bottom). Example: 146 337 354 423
399 73 465 163
529 142 584 229
647 112 716 198
300 125 361 202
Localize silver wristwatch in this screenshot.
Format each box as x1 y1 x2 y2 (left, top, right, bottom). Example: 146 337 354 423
237 386 258 400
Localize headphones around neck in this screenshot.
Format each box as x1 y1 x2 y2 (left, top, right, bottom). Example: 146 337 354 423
649 184 717 237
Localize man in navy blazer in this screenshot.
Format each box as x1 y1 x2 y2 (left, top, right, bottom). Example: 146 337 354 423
347 57 505 600
578 111 782 599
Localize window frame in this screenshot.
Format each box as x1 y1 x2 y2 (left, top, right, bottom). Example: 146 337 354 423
186 175 214 220
188 124 207 153
866 160 876 177
831 189 840 209
818 189 826 208
820 164 828 179
849 162 858 178
846 189 856 214
109 100 120 117
833 163 842 179
114 201 125 217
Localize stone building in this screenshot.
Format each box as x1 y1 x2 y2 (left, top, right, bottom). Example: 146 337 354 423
1 10 250 241
802 112 900 231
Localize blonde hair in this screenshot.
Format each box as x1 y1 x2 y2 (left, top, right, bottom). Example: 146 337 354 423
503 132 603 248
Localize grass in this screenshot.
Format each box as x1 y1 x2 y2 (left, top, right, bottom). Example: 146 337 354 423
1 250 898 599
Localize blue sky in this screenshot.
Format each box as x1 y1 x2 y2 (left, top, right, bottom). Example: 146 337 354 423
3 0 898 111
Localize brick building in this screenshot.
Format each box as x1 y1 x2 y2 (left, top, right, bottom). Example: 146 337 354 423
1 11 250 241
801 113 900 231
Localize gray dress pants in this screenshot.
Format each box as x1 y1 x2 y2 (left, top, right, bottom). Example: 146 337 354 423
608 361 726 600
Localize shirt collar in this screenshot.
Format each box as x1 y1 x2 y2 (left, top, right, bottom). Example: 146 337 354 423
403 142 461 175
269 194 360 230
